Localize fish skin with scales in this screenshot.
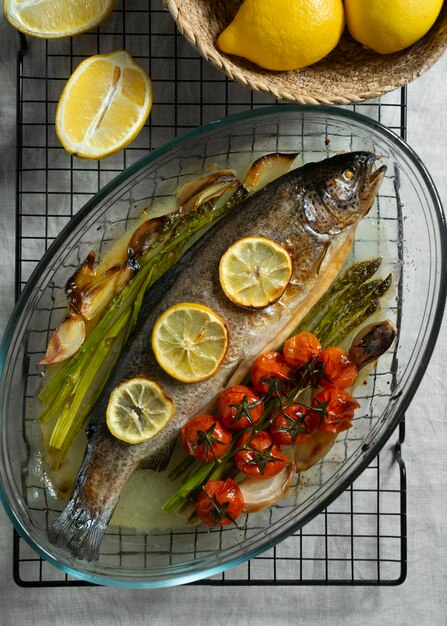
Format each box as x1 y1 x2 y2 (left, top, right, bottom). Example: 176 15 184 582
48 151 386 561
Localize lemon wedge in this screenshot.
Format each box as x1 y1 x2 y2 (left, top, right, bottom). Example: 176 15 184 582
56 50 152 159
106 378 174 444
5 0 114 39
152 303 229 383
219 236 292 309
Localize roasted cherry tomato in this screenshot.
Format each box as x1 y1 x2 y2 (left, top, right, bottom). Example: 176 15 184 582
234 431 288 479
194 479 244 527
311 387 360 434
181 415 231 462
283 332 322 368
251 352 294 396
269 404 318 446
218 385 264 430
318 346 358 389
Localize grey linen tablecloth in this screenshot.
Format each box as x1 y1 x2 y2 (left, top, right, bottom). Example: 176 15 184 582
1 13 447 626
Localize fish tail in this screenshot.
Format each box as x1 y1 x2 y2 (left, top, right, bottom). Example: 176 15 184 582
48 429 140 561
48 488 113 562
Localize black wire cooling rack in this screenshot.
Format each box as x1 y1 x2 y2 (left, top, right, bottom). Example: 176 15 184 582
12 0 407 587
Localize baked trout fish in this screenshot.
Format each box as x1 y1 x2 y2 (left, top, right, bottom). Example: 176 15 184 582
48 151 386 561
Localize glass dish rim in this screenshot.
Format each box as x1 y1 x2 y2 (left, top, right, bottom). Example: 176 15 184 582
1 103 446 588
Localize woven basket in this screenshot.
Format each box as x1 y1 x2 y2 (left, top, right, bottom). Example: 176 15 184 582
164 0 447 104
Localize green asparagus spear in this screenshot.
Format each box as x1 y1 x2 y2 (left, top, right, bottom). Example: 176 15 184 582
314 275 391 344
294 258 382 336
49 310 131 451
326 301 380 348
39 186 248 466
163 462 216 514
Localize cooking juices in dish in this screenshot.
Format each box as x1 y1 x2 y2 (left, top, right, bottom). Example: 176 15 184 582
42 151 386 561
1 104 443 589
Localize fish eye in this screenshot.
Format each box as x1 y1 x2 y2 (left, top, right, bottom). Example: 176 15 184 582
343 168 355 181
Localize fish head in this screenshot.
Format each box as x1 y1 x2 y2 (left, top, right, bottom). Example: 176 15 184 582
301 152 387 236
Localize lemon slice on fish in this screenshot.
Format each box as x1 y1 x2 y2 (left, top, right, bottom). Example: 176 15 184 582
106 378 174 444
152 303 229 383
219 236 292 308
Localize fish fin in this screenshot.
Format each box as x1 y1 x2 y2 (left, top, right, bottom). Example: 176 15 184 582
316 241 331 275
48 490 112 562
139 440 176 472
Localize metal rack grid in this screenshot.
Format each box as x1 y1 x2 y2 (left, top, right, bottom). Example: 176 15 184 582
12 0 407 587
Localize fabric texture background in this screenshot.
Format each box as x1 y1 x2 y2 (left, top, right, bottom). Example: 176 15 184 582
0 13 446 626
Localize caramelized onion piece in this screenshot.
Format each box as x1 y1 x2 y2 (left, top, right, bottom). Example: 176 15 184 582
182 181 239 215
294 431 338 473
76 263 137 321
239 463 295 513
38 313 86 365
65 248 138 321
349 320 397 370
176 170 240 214
65 252 96 313
65 251 96 310
243 153 299 194
127 216 168 259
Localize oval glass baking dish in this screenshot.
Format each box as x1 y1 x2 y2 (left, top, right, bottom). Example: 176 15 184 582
0 105 446 588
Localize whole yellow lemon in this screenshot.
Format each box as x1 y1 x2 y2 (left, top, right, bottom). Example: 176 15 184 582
345 0 444 55
217 0 345 71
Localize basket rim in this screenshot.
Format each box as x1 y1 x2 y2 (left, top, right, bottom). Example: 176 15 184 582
164 0 447 104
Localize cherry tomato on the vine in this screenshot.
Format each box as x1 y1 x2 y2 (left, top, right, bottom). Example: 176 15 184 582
181 415 231 462
318 346 358 389
283 332 322 368
194 479 244 527
251 352 294 396
269 404 318 446
234 431 288 479
218 385 264 430
311 387 360 434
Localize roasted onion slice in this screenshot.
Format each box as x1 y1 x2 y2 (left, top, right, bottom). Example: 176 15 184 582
239 463 295 513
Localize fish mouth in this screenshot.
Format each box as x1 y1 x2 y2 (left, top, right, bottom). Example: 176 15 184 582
360 155 387 215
